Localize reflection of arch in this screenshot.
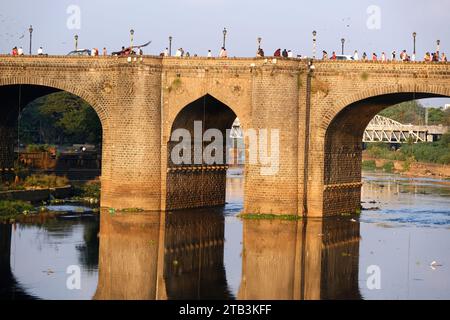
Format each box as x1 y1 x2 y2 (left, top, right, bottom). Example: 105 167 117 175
95 209 233 300
166 94 240 210
0 77 109 126
164 209 234 300
0 224 35 300
321 85 450 216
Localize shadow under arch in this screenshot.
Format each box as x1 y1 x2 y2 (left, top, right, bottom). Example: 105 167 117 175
0 83 104 179
0 77 109 125
166 94 241 210
322 90 449 216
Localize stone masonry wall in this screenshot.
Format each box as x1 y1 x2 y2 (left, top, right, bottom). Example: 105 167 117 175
1 56 450 217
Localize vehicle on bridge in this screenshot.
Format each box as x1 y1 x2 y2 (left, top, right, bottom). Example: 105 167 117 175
111 41 152 56
335 55 354 61
67 49 92 56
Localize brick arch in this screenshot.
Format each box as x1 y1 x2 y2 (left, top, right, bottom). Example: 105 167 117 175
0 76 109 128
319 83 450 136
166 91 249 140
317 83 450 217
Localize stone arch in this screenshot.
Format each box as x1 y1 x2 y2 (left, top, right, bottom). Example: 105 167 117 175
0 76 109 128
165 93 244 211
165 90 249 141
318 83 450 216
320 83 450 136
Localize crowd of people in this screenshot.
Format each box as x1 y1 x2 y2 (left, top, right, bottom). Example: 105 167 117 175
10 46 45 56
6 44 448 62
319 49 447 62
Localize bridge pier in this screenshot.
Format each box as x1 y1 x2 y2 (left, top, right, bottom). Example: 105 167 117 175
243 66 301 215
99 65 163 211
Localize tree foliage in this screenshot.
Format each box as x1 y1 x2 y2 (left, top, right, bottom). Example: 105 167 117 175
379 100 450 126
366 133 450 165
19 92 102 145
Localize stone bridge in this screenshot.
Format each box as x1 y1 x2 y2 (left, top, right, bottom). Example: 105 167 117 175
1 56 449 217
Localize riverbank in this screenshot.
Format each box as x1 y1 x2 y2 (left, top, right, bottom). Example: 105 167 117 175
362 155 450 179
0 186 73 202
0 199 99 223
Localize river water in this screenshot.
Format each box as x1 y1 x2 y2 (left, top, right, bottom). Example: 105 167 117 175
1 171 449 300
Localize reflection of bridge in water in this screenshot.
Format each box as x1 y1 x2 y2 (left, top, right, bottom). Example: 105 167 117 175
1 211 362 300
94 209 362 300
0 224 35 300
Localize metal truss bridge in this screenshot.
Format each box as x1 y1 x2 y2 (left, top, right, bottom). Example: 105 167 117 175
230 116 448 144
363 115 448 143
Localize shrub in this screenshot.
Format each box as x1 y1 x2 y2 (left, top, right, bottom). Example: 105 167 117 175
23 174 69 189
0 200 34 219
382 161 395 173
73 181 100 199
26 144 54 153
362 160 377 171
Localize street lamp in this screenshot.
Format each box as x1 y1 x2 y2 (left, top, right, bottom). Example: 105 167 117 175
222 27 227 48
412 32 417 55
341 38 345 55
28 25 33 55
312 30 317 59
130 29 135 53
257 37 262 50
74 34 78 51
437 39 441 55
169 36 172 57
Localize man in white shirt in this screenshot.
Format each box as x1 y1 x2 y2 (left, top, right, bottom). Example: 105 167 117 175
353 50 359 61
18 47 24 55
37 47 43 55
287 50 293 58
207 50 212 58
219 47 227 58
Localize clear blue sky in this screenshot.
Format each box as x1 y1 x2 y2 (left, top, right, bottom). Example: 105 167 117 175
1 0 449 105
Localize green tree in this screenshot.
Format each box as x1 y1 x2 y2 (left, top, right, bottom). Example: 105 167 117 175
19 92 102 145
379 100 426 125
427 108 444 125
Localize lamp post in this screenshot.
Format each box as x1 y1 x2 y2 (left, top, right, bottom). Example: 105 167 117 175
312 30 317 59
169 36 172 57
28 25 33 55
437 39 441 55
222 27 227 48
74 34 78 51
130 29 134 53
341 38 345 55
412 32 417 56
